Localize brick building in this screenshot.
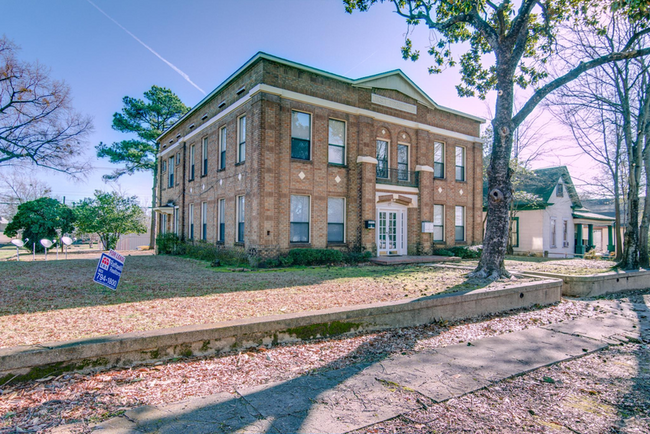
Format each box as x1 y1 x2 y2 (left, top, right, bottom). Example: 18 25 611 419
154 53 485 259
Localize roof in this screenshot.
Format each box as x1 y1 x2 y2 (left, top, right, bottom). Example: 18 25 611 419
158 52 485 142
517 166 582 208
572 209 615 222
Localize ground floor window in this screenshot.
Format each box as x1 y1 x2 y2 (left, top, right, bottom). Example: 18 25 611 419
218 199 225 242
455 206 465 242
161 214 167 235
188 204 194 240
201 202 207 241
237 196 245 243
510 217 519 248
290 195 310 243
433 204 444 242
550 217 557 248
327 197 345 243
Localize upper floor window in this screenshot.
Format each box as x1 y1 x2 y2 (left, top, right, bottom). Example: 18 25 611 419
161 160 167 173
328 119 345 165
201 137 208 176
290 195 310 243
376 140 388 179
189 145 195 181
556 183 564 197
168 156 174 187
455 146 465 182
434 142 444 178
291 111 311 160
219 127 227 170
237 116 246 163
397 144 409 181
176 152 181 165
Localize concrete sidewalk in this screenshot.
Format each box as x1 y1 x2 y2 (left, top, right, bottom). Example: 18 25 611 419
83 298 649 434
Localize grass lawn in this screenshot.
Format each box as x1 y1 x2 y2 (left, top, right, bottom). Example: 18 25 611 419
0 255 532 348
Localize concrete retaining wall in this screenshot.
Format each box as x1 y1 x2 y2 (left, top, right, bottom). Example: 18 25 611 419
0 279 561 383
524 269 650 297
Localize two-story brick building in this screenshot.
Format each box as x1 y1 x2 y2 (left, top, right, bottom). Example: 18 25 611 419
154 53 485 259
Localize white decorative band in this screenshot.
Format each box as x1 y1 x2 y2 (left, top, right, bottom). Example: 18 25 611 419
415 165 434 172
357 156 378 164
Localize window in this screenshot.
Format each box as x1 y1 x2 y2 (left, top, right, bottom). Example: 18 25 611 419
161 160 167 173
291 111 311 160
376 140 388 178
173 207 179 235
201 137 208 176
397 144 409 181
563 219 568 244
433 204 444 242
510 217 519 248
328 119 345 164
434 142 444 178
556 183 564 197
455 206 465 242
189 145 195 181
218 199 225 242
219 127 227 170
550 218 557 248
176 152 181 165
455 146 465 181
168 156 174 187
201 202 207 241
237 196 245 243
161 214 167 235
237 116 246 163
290 195 310 243
328 198 345 243
188 204 194 240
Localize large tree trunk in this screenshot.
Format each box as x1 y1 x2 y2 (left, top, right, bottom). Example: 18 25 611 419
640 144 650 267
472 73 515 279
621 157 641 269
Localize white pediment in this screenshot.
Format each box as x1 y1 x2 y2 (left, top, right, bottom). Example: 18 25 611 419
354 71 435 109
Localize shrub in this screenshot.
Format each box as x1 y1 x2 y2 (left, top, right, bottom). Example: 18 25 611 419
432 249 455 257
156 233 181 255
156 236 248 266
343 250 372 264
449 246 482 259
288 248 343 266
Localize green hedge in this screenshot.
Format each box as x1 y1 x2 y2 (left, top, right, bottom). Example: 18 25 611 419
156 234 248 266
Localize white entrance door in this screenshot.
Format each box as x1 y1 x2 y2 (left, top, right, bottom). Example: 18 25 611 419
377 209 406 255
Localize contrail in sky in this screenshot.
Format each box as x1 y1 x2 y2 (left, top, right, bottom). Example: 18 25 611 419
86 0 206 95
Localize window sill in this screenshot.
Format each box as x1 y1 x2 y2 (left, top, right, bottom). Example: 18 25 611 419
455 179 467 183
327 242 347 247
188 178 194 183
291 158 312 164
217 168 226 172
216 241 224 245
290 243 311 248
234 242 245 246
235 161 245 166
455 241 467 245
328 163 348 168
200 174 208 178
433 176 446 181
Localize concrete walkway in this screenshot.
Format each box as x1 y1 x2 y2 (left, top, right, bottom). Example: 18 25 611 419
83 298 649 434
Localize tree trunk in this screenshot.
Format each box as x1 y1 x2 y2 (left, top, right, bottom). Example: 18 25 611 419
640 142 650 267
621 157 641 269
149 165 158 249
472 73 515 279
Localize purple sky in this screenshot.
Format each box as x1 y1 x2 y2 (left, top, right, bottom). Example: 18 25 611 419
1 0 582 205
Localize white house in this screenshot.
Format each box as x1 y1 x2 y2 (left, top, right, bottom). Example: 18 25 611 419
487 166 615 258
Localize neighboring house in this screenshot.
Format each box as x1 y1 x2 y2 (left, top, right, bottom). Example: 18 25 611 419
0 217 9 245
492 167 615 257
154 52 485 259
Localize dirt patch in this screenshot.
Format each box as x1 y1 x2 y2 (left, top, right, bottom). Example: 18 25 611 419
0 256 536 348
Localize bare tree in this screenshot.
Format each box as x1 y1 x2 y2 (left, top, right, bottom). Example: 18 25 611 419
0 36 92 175
550 13 650 269
0 168 52 220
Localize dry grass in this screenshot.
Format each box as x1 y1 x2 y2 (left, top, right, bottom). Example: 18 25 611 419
462 257 617 275
0 255 532 348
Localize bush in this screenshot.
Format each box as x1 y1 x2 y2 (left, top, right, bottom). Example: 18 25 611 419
156 233 181 255
432 249 455 257
343 250 372 264
156 236 248 266
288 248 343 266
449 246 482 259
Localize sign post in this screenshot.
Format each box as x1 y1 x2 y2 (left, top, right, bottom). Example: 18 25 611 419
93 249 125 291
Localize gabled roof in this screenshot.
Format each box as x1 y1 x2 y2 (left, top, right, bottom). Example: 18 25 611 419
158 52 485 141
518 166 582 208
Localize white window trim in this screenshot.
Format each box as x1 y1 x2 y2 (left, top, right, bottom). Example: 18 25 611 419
219 126 227 170
201 201 207 241
217 198 225 242
201 137 209 176
376 138 390 178
397 142 410 181
168 156 174 187
434 141 445 178
189 144 195 180
237 115 246 163
327 197 346 243
291 110 313 161
189 203 194 240
328 118 347 165
290 194 311 243
550 217 557 248
455 205 466 242
236 195 245 243
455 146 466 181
433 204 445 242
